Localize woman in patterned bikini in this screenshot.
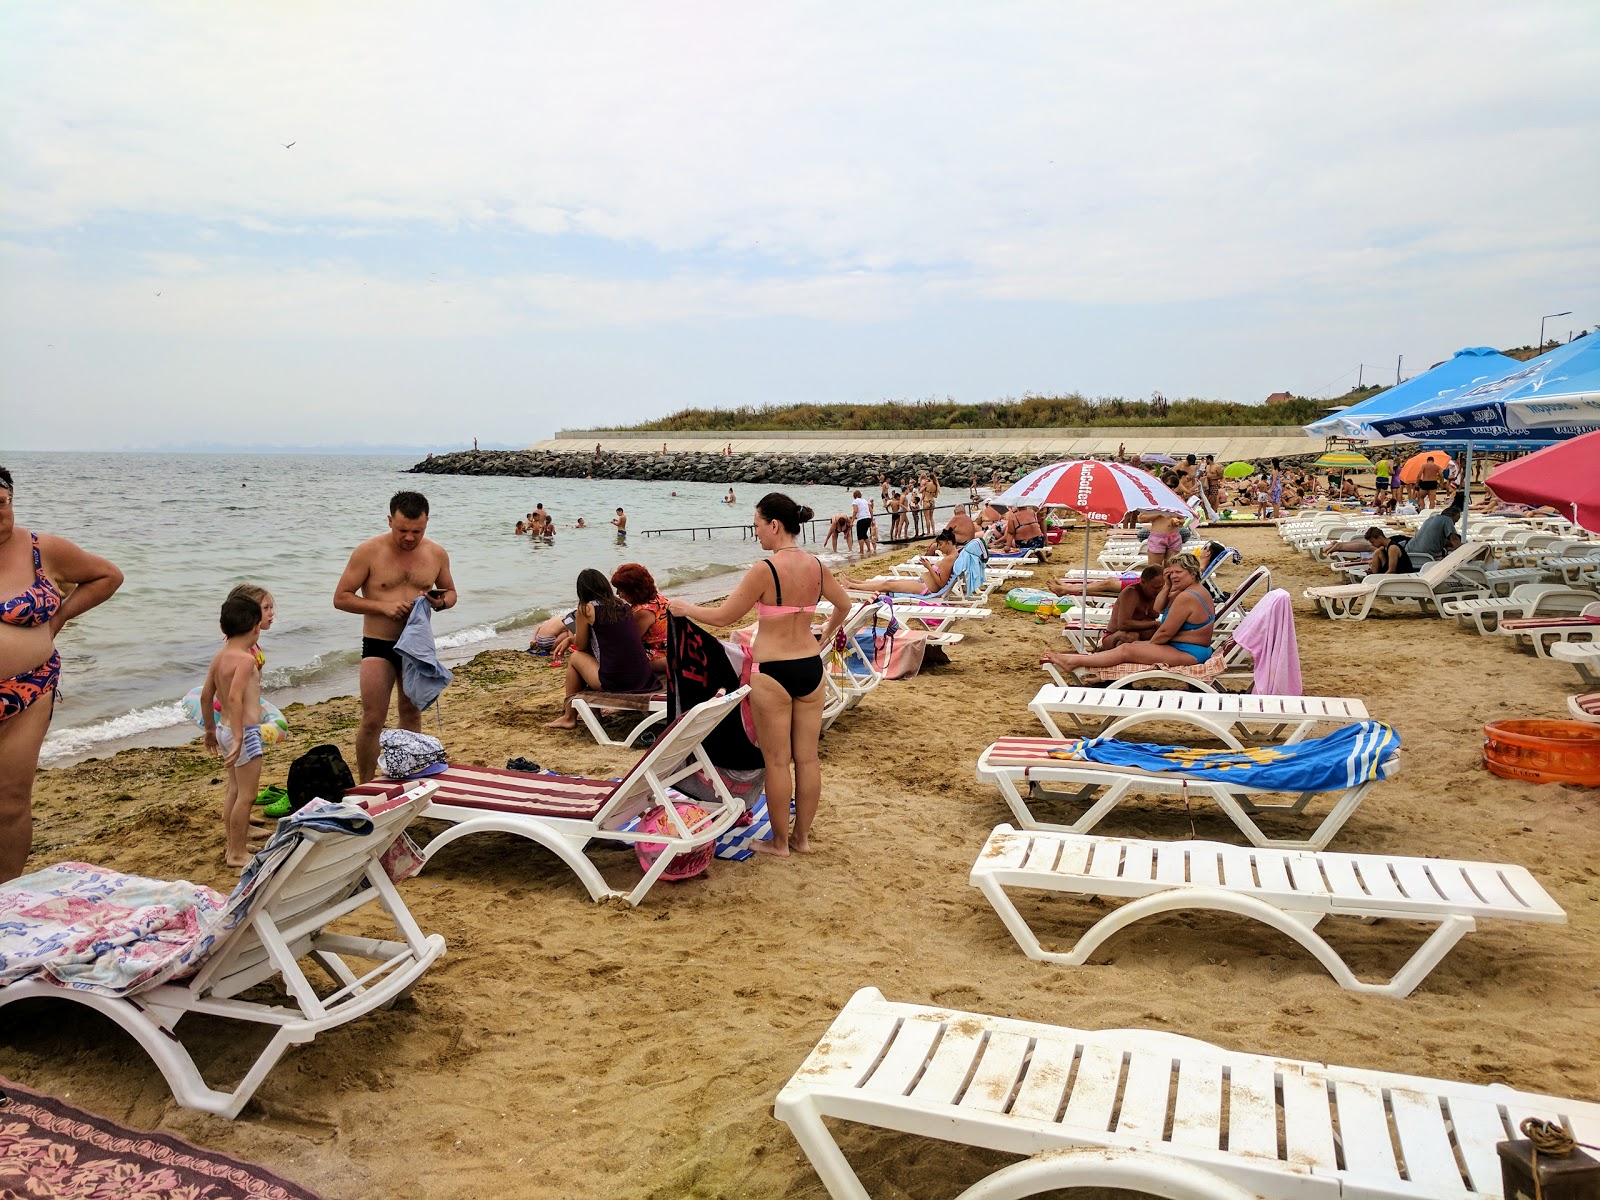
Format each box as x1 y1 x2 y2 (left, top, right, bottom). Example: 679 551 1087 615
0 465 124 881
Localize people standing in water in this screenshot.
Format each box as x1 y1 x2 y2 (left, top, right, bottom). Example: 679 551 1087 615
669 493 852 857
611 507 627 543
850 491 873 557
333 491 457 783
0 466 124 881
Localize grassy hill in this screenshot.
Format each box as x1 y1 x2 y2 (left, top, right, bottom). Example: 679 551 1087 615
617 393 1328 432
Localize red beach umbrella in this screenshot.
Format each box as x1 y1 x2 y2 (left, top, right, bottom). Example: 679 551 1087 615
997 460 1194 586
1485 432 1600 533
998 459 1191 522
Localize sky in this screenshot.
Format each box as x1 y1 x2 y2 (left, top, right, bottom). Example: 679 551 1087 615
2 1 1598 451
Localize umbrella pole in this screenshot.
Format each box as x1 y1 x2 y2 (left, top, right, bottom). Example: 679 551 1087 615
1084 518 1092 598
1462 443 1472 540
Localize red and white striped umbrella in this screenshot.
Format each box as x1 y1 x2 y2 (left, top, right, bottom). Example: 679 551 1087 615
997 460 1190 522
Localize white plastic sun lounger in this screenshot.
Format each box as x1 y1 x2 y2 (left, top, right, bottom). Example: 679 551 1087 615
1028 685 1368 748
348 689 749 905
1042 636 1255 694
776 987 1600 1200
0 783 445 1118
976 733 1394 850
1440 583 1598 636
1496 602 1600 657
1554 642 1600 687
570 687 667 748
818 601 890 729
1303 541 1494 619
1570 692 1600 722
971 825 1565 997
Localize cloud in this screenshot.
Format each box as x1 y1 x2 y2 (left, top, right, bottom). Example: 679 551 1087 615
1 1 1598 448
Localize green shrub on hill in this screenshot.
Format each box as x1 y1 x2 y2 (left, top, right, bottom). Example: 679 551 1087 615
616 393 1326 431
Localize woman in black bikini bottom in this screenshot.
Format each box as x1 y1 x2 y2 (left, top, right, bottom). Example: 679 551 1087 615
669 493 853 856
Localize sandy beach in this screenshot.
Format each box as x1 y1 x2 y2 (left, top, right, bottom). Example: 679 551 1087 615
3 524 1597 1199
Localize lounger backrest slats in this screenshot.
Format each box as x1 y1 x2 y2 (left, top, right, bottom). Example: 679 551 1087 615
595 687 750 830
781 990 1600 1200
189 786 434 998
1418 541 1491 585
1213 566 1270 624
984 828 1565 924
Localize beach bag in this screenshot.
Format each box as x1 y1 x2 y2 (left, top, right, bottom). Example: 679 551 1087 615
880 630 927 679
287 744 355 814
633 800 714 882
378 729 447 779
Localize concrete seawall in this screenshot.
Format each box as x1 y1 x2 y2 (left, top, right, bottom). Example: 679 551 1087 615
532 425 1320 460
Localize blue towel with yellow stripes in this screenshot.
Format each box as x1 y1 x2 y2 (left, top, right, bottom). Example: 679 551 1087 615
1048 720 1400 792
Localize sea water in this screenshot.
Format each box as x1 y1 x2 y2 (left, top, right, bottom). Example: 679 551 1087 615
2 452 866 765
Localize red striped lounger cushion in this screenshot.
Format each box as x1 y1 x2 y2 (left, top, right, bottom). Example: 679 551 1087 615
348 763 616 820
1500 616 1600 631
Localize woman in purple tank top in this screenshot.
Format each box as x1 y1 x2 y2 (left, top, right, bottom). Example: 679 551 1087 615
544 569 658 729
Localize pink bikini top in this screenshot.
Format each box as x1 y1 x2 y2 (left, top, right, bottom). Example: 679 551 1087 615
0 533 62 629
755 556 823 617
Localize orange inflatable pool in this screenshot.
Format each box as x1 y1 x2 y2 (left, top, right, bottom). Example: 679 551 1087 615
1483 719 1600 786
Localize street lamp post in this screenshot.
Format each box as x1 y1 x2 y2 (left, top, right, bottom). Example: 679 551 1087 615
1540 311 1572 351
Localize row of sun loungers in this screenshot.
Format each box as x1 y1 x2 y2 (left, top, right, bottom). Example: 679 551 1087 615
774 519 1593 1193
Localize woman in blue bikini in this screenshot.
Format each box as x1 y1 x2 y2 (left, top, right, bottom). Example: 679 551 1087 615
1043 552 1217 673
669 493 853 857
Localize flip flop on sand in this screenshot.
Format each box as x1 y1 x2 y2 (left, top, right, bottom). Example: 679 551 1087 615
254 784 288 807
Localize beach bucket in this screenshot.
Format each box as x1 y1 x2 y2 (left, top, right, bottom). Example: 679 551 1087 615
1482 720 1600 786
634 802 715 880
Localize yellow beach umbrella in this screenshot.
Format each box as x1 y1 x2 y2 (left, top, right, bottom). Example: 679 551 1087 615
1313 450 1375 470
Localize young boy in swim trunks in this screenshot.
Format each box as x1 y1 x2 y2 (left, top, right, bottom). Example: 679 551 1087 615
202 591 265 868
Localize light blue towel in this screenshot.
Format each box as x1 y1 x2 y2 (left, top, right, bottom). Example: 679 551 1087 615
1050 720 1400 792
953 538 988 596
395 596 453 713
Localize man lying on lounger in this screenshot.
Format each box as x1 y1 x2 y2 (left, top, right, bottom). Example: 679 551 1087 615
1044 553 1216 671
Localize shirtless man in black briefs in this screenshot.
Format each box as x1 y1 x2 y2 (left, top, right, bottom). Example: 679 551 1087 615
334 490 457 782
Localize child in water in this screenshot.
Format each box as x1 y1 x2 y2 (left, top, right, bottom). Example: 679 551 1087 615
201 591 265 868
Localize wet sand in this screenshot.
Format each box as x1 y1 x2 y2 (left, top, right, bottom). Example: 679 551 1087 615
3 526 1597 1198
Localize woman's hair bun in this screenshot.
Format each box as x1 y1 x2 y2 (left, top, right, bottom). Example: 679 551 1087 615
756 492 813 534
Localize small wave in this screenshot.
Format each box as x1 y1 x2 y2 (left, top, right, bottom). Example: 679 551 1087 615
660 562 744 588
435 623 500 650
261 648 364 690
41 701 190 763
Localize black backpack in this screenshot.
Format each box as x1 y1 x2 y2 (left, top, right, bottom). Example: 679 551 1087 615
287 744 356 813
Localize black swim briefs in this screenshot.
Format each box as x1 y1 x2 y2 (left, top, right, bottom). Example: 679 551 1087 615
362 636 402 669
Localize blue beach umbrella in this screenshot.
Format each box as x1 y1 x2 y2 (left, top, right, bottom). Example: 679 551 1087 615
1369 335 1600 443
1304 347 1522 441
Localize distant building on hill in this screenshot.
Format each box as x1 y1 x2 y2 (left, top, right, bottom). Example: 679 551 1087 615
1264 391 1295 405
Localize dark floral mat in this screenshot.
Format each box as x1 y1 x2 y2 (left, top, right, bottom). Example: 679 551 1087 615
0 1076 321 1199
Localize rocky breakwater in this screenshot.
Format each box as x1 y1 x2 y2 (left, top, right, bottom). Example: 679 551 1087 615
411 447 1070 487
411 445 1328 486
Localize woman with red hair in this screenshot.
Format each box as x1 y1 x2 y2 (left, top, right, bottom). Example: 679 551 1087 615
610 562 669 675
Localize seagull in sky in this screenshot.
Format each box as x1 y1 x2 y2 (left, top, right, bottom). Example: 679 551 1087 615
154 292 162 297
282 141 295 149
